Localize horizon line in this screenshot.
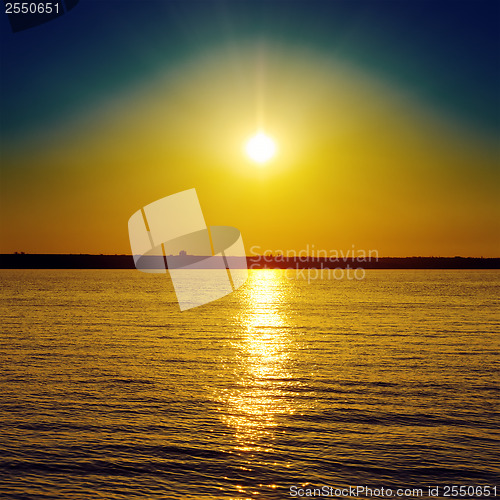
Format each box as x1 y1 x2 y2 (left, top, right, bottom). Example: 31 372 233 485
2 253 499 259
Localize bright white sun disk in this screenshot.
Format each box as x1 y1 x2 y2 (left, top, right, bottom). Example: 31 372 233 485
245 132 277 164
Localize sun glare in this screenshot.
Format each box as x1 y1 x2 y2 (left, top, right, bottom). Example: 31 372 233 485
245 132 277 164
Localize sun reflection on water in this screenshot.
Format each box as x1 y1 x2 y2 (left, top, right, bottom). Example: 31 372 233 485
218 270 304 452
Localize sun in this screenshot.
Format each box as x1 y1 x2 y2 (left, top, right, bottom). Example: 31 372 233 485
245 132 277 164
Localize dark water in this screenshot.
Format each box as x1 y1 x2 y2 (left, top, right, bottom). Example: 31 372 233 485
0 270 499 499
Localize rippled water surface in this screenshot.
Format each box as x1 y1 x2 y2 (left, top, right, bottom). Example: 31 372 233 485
1 270 499 499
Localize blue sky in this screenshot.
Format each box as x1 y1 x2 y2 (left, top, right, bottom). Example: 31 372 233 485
1 0 499 144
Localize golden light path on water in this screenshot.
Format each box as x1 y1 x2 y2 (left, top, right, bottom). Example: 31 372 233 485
217 271 305 454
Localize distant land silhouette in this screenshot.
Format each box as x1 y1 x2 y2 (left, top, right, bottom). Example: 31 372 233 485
1 254 499 269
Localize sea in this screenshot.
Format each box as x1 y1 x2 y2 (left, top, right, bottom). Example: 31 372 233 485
0 269 498 499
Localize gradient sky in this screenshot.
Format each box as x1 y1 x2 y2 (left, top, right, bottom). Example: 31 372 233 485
1 0 499 256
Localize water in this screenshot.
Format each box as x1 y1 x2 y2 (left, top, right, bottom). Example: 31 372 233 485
0 270 498 499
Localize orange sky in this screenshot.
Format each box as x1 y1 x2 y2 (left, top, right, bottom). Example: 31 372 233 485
1 40 499 257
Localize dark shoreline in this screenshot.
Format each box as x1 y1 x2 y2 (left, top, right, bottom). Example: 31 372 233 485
1 254 498 269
